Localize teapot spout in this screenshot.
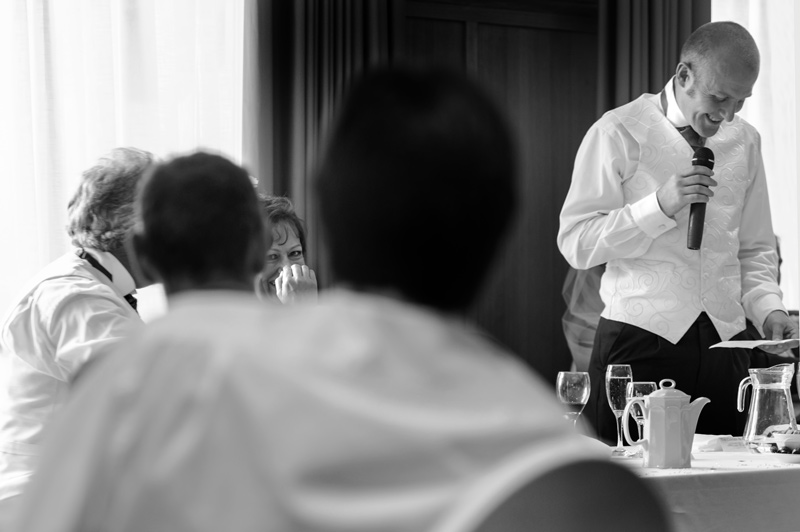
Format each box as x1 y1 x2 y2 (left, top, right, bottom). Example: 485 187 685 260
687 397 711 433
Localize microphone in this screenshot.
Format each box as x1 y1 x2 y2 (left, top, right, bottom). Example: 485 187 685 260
687 146 715 250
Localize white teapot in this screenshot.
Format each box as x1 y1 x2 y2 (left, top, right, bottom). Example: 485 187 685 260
622 379 709 468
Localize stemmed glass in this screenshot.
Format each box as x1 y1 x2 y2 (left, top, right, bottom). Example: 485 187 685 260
556 371 591 428
606 364 633 457
626 381 658 440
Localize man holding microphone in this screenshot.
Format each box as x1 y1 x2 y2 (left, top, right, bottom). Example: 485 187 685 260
558 21 798 442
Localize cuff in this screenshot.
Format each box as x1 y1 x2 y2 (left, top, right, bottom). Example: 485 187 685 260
631 192 676 239
749 294 788 337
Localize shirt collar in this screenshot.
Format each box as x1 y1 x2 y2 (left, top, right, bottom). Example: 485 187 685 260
84 247 136 296
663 77 690 128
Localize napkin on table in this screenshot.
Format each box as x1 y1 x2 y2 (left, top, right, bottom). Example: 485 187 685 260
693 434 747 452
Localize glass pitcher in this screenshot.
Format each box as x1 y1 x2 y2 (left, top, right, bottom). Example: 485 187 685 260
737 363 797 452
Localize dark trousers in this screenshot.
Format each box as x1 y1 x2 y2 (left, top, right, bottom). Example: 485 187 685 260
586 314 750 444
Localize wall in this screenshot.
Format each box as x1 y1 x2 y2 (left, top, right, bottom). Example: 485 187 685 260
399 0 599 382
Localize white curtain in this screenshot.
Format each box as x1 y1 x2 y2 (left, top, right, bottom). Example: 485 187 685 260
0 0 245 319
711 0 799 310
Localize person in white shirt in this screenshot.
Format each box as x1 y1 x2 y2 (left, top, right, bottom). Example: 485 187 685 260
558 21 798 442
14 71 668 532
0 147 153 523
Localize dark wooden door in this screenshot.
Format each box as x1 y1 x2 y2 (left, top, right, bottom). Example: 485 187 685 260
399 0 598 383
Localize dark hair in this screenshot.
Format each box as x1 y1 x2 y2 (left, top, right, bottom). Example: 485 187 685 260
257 195 307 252
67 147 154 251
314 67 516 311
137 152 264 284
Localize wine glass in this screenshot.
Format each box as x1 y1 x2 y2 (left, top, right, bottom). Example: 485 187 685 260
605 364 633 457
556 372 591 428
626 381 658 441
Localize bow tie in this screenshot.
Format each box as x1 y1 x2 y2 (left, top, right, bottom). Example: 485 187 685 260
77 249 139 314
124 293 138 311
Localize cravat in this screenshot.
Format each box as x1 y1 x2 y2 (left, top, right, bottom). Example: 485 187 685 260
661 90 706 148
677 125 706 149
77 248 139 314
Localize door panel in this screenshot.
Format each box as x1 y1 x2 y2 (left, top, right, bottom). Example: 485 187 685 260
402 1 598 383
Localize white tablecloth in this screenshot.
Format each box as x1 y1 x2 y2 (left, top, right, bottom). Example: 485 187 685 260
615 448 800 532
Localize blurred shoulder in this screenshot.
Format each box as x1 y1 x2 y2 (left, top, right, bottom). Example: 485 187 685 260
257 289 561 413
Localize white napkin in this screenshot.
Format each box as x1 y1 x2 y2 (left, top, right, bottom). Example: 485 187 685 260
693 434 747 452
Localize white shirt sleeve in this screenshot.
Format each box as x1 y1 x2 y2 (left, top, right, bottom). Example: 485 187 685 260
737 131 786 333
50 294 136 379
557 122 676 270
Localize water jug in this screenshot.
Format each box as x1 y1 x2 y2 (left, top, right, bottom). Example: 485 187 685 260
737 363 797 452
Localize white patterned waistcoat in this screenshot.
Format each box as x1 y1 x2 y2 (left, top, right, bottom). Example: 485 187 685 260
600 94 760 344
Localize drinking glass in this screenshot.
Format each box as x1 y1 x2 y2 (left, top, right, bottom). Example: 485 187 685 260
626 381 658 440
606 364 633 456
556 372 591 428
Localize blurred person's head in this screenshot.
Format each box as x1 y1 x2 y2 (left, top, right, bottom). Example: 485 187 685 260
675 21 759 138
133 152 266 296
257 195 308 297
67 147 155 286
314 67 516 312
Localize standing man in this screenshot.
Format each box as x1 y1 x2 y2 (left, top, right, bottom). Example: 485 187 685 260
0 147 153 520
558 22 798 442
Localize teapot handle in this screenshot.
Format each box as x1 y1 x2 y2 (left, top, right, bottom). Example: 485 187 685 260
622 398 645 446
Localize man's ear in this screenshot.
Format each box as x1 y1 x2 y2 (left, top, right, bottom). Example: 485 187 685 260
129 231 160 287
675 63 691 87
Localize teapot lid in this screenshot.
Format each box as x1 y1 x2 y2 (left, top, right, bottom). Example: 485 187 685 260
649 379 689 400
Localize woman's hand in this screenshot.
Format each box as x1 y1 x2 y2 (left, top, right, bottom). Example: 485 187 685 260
275 264 318 304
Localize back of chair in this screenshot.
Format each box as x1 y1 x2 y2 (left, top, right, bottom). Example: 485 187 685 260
474 459 671 532
433 447 672 532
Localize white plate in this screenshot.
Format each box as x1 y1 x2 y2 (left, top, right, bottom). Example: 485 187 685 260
774 433 800 451
710 338 799 349
748 452 800 464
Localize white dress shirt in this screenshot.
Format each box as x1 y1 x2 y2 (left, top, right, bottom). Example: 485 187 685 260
0 248 141 524
14 289 604 532
558 78 784 344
